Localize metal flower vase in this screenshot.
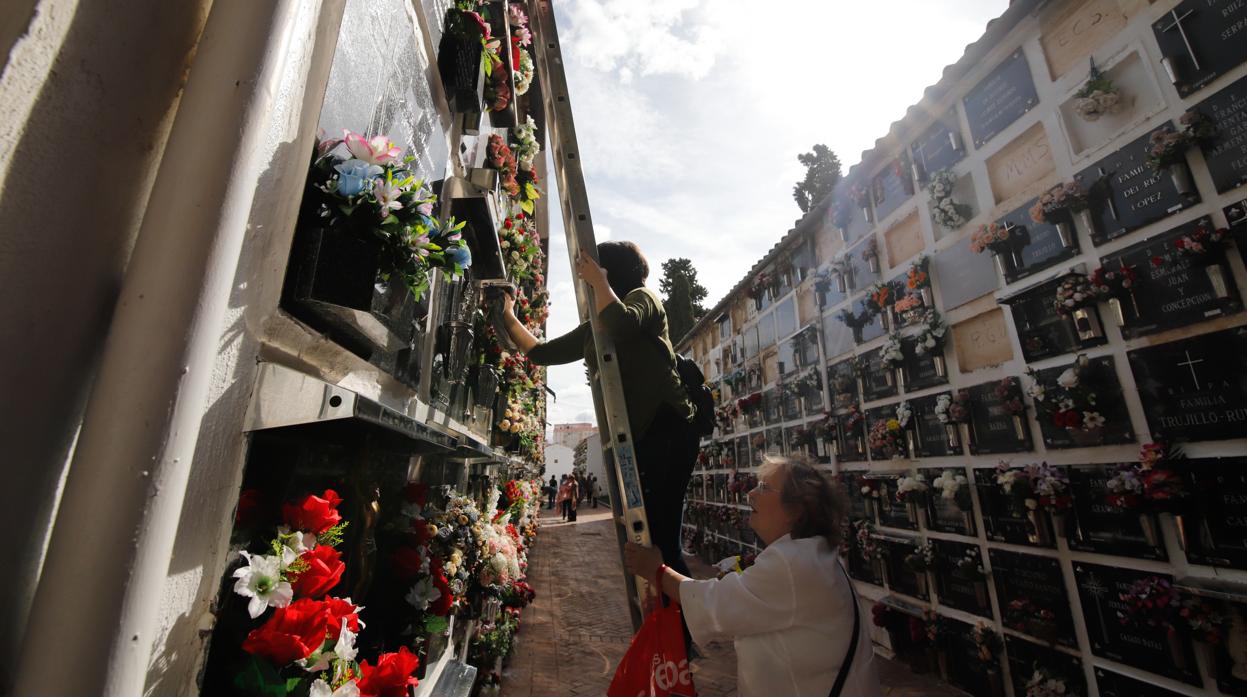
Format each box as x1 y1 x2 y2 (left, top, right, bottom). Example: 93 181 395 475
1206 262 1232 299
1139 512 1161 547
1026 508 1052 545
1055 220 1076 249
1167 162 1196 197
1071 307 1104 341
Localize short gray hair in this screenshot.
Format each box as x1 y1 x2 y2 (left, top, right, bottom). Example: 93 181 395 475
758 455 849 548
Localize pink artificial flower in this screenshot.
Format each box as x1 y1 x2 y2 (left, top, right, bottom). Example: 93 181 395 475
373 179 404 216
343 131 402 166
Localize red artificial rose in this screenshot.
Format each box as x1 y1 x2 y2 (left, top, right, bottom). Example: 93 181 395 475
235 488 263 527
1053 410 1082 429
403 482 428 506
282 489 343 534
1151 256 1164 267
390 546 424 583
241 598 331 666
323 597 362 639
357 646 420 697
292 545 345 598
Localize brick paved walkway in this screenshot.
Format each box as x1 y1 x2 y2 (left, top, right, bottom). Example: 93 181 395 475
501 507 965 697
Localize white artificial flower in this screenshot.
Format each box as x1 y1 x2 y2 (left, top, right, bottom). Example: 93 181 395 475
309 679 360 697
1057 369 1079 389
1027 383 1046 401
406 577 442 611
279 526 317 556
232 551 293 619
334 618 359 664
1082 411 1106 429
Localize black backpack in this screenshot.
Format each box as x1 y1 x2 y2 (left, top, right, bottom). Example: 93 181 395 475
674 354 716 437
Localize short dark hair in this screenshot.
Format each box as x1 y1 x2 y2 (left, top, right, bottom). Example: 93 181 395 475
597 241 648 297
760 455 849 548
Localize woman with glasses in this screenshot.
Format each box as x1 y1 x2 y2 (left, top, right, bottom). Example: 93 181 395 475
624 456 880 697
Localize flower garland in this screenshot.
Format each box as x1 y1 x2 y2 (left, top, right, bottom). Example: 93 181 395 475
307 131 471 300
1117 575 1179 633
513 116 541 175
1026 354 1106 432
507 5 534 95
497 212 543 281
928 170 971 230
1105 442 1185 511
1088 264 1137 302
1171 221 1231 261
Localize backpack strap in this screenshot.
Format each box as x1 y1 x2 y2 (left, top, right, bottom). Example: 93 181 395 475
829 561 861 697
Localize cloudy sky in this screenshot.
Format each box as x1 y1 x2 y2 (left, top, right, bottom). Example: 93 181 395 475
539 0 1009 427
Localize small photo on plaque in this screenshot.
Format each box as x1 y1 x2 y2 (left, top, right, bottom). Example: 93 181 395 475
990 549 1077 648
1073 563 1199 685
1128 327 1247 443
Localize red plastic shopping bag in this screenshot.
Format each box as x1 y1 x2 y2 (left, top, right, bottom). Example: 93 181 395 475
607 577 697 697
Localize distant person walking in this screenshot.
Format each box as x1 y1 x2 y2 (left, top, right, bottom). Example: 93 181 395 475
546 475 558 509
568 476 581 522
557 476 574 521
589 474 599 508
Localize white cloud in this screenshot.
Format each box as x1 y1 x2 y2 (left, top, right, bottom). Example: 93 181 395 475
541 0 1008 425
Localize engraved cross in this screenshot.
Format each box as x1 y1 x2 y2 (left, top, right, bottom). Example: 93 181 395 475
1177 350 1205 390
1161 9 1202 72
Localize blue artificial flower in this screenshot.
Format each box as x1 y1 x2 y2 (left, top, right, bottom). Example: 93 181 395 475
445 243 472 269
333 158 381 197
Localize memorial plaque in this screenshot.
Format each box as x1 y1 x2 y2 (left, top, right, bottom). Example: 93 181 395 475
990 550 1077 648
1095 666 1191 697
921 467 975 535
881 536 927 598
1194 74 1247 193
963 49 1040 149
1102 217 1241 339
827 358 860 409
910 116 965 178
976 467 1052 548
873 473 916 531
872 156 915 222
1031 355 1136 449
1000 198 1079 284
965 379 1033 455
822 311 856 360
1001 275 1106 363
1004 635 1084 697
837 408 868 464
1151 0 1247 98
911 396 955 458
1128 327 1247 442
940 617 1005 696
1182 457 1247 569
952 309 1014 373
860 347 899 402
1075 127 1200 246
932 239 999 310
987 122 1055 204
931 538 992 617
1073 563 1199 685
1067 466 1167 561
829 183 874 247
900 336 949 393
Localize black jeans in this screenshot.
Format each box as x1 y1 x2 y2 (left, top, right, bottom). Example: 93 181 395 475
635 404 699 578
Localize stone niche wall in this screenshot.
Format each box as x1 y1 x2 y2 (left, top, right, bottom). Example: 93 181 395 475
683 1 1247 695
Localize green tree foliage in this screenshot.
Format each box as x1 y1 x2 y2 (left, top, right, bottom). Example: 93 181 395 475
665 272 697 345
792 144 843 213
658 258 708 316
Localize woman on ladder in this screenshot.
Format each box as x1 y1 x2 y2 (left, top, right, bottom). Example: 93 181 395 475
497 241 697 575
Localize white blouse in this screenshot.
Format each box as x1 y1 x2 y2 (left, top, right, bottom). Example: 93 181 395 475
679 535 881 697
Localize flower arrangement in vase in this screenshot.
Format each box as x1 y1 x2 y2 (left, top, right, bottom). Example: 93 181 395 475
994 462 1052 545
1164 222 1235 299
303 132 471 304
1073 59 1125 122
934 469 975 531
840 404 866 454
1006 598 1059 643
829 250 854 292
866 280 895 330
1029 181 1091 247
934 390 970 448
903 542 935 597
906 255 933 306
859 478 885 522
1025 461 1073 538
970 222 1021 276
894 294 925 326
971 622 1004 691
1105 441 1186 547
912 310 948 375
1052 273 1104 341
928 170 971 230
855 519 884 581
836 308 870 343
882 333 907 388
1147 110 1216 197
951 547 990 609
861 236 881 273
868 413 910 461
1089 263 1139 327
507 4 535 95
896 473 928 525
850 182 873 223
1026 354 1113 445
1024 666 1071 697
995 377 1028 441
1118 575 1188 668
